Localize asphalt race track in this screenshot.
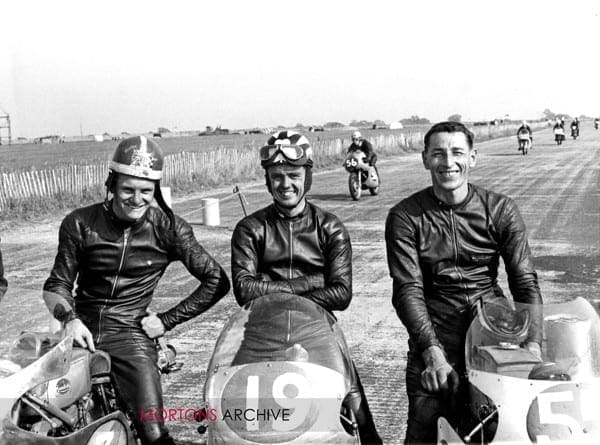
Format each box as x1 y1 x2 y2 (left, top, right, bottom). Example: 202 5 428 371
1 125 598 443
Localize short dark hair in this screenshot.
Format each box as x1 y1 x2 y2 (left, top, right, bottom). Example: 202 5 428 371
424 121 474 152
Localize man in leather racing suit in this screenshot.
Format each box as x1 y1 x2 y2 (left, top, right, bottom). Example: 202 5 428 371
385 121 543 444
517 120 533 149
43 136 230 445
348 130 377 166
570 117 580 138
231 130 381 444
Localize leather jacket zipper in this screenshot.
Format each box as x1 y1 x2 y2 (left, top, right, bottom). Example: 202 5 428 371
287 220 293 343
96 227 130 343
449 209 469 303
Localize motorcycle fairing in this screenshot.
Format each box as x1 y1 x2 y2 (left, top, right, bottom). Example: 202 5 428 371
469 370 600 444
343 151 379 189
0 337 72 423
205 361 355 444
204 293 357 444
437 416 464 444
439 297 600 444
207 293 354 377
0 410 134 445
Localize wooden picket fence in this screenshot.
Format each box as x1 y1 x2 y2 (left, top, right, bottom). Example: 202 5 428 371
0 125 540 211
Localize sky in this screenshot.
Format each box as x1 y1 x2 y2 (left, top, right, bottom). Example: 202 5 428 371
1 0 599 138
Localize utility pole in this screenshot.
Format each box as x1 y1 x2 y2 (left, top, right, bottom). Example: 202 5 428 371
0 107 11 146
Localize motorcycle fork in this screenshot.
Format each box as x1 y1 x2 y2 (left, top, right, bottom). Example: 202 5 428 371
95 382 112 415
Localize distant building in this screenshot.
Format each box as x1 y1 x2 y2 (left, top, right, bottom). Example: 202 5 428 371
199 125 230 136
34 135 65 144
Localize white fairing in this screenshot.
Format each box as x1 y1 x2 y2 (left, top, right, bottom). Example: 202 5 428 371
438 297 600 444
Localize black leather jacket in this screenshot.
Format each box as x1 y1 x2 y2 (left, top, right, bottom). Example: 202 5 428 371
347 140 376 164
44 202 230 342
231 202 352 313
385 185 542 357
517 125 532 136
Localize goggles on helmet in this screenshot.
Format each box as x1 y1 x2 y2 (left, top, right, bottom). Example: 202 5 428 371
260 144 306 162
260 130 313 168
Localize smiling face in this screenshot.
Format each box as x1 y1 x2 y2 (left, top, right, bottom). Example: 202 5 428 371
422 131 477 205
111 174 156 222
266 164 307 216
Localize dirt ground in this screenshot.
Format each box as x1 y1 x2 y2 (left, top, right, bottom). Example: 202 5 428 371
1 126 599 444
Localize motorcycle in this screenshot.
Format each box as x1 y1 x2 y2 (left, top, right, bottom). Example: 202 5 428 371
0 287 182 445
343 150 380 201
437 297 600 444
517 132 531 155
553 126 565 145
198 292 360 444
571 125 579 140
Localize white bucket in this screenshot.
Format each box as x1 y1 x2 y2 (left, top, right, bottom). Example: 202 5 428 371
202 198 220 226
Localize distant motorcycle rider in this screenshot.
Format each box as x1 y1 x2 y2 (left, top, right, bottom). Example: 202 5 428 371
594 117 599 130
231 130 382 444
348 130 377 166
517 120 533 150
517 120 532 138
43 135 230 445
553 118 565 145
570 117 580 138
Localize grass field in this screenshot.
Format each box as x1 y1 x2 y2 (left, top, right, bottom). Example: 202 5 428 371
0 123 543 222
0 127 431 172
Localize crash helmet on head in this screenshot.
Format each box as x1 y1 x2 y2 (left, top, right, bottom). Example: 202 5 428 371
259 130 313 169
351 130 362 141
260 130 314 194
109 135 164 180
105 135 174 228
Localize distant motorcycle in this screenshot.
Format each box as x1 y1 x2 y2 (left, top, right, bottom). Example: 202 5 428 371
343 150 380 200
437 297 600 444
517 131 531 155
571 125 579 140
554 126 565 145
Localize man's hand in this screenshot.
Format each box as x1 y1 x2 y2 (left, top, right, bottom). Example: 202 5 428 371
141 311 166 339
420 345 459 393
66 319 96 352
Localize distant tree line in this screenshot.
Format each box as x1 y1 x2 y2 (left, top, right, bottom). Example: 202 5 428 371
401 115 431 125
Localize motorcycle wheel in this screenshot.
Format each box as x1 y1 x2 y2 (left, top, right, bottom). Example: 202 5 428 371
349 172 361 200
